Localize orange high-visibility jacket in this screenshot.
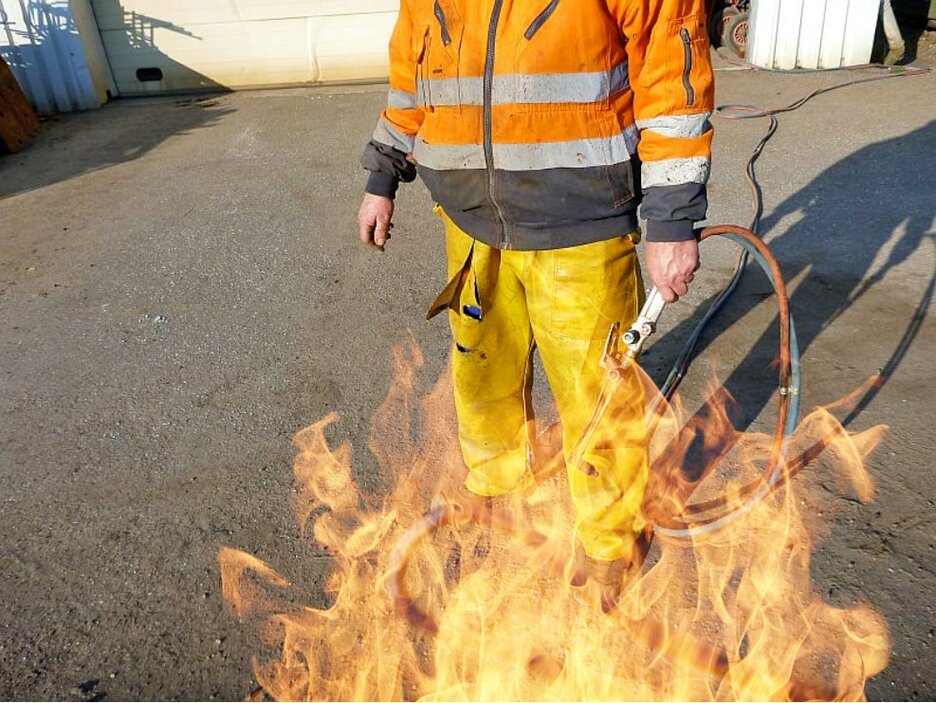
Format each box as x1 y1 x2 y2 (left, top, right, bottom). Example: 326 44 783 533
362 0 715 249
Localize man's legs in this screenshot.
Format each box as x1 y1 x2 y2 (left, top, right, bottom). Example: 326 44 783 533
436 210 537 497
524 234 650 563
433 214 649 562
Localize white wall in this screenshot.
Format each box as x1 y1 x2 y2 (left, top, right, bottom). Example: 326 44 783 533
749 0 880 69
90 0 398 95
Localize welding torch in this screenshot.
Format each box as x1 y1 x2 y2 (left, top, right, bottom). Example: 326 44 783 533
568 288 667 478
566 224 800 542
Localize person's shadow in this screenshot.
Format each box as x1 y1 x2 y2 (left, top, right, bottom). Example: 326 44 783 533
649 120 935 479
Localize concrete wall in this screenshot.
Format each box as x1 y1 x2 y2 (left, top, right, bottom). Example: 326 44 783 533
89 0 397 95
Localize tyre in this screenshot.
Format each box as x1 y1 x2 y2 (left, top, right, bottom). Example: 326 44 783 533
709 4 740 47
724 10 750 58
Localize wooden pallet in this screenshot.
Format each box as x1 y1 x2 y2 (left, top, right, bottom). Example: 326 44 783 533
0 56 39 153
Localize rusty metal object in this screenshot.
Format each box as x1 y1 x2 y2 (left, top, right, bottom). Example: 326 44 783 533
0 56 39 153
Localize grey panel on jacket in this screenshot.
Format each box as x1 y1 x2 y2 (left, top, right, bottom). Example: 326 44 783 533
418 162 642 250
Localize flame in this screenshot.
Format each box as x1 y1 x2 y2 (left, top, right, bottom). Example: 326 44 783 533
219 336 890 701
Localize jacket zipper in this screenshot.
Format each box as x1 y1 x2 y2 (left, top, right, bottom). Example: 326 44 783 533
680 28 695 106
434 1 452 45
483 0 510 247
524 0 559 40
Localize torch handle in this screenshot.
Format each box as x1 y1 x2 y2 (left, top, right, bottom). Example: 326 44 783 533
622 287 667 357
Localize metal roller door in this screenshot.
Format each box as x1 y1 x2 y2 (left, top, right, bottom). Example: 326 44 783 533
89 0 397 95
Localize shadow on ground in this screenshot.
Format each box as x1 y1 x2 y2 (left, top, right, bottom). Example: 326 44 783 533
0 0 231 200
652 120 934 469
0 94 233 199
892 2 936 65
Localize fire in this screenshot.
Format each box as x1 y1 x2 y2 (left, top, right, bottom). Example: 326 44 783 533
219 336 890 701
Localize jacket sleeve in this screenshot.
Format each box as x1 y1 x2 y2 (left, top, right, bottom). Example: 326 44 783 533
361 0 425 199
620 0 715 242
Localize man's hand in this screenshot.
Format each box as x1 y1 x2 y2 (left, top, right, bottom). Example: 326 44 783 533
645 239 700 303
358 193 395 252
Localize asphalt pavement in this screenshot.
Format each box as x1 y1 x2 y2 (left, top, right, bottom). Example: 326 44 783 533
1 60 934 700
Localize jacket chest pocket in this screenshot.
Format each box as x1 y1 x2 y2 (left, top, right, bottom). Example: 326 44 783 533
512 0 614 113
414 1 464 113
641 15 712 112
676 17 711 108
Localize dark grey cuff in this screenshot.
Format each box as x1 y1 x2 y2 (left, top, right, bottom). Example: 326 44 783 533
365 170 399 199
645 219 697 242
641 182 707 242
361 139 416 200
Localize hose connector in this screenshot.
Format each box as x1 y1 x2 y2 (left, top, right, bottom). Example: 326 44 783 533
622 288 666 359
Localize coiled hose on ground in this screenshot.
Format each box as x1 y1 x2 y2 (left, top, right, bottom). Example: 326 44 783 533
651 62 929 537
385 63 932 623
650 224 800 538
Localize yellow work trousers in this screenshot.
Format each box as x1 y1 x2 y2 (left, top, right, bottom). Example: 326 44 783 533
429 208 650 561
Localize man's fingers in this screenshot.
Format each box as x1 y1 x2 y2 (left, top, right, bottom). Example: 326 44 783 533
358 208 392 251
657 276 692 303
374 216 391 247
358 217 374 245
645 239 699 304
658 285 678 304
357 194 395 252
358 217 384 252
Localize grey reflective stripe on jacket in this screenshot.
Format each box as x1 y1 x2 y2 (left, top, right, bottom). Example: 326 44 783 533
416 62 629 107
412 125 639 171
636 113 712 138
373 118 415 154
387 88 417 110
636 113 713 192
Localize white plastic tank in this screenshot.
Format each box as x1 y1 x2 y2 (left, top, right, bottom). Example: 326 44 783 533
748 0 881 70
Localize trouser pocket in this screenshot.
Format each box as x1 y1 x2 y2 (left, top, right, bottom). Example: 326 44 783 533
426 203 475 320
426 242 474 320
427 206 498 353
549 232 643 341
